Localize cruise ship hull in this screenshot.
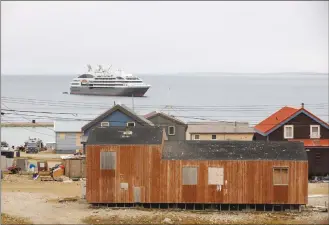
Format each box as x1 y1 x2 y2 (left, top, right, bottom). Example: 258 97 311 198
70 86 150 97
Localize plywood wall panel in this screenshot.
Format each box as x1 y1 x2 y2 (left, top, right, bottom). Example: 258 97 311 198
86 144 308 204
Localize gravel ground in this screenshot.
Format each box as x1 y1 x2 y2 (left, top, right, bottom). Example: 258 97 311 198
2 191 328 225
1 174 329 224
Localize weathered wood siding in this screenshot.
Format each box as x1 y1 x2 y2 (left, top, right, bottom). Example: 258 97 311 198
86 145 308 204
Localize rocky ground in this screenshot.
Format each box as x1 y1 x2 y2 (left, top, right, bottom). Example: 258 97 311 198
1 174 328 224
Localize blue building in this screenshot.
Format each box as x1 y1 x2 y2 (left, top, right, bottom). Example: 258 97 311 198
80 104 154 152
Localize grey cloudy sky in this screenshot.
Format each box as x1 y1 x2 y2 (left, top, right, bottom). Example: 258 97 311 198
1 1 328 75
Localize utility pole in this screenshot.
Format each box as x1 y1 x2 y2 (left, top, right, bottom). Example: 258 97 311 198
132 94 135 111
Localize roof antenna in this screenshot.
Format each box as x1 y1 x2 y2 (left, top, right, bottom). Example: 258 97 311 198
301 103 304 108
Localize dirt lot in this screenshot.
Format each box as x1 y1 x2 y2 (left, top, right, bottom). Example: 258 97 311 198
1 174 328 224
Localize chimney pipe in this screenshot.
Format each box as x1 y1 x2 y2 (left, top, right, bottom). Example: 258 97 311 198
301 103 304 108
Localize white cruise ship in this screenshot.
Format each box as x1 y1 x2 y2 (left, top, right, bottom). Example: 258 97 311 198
70 65 151 97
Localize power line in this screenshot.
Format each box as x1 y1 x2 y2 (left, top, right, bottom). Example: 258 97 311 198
3 108 329 119
2 111 328 127
2 96 328 109
1 103 55 131
1 119 54 137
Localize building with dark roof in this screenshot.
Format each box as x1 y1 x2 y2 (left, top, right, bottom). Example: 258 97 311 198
253 103 329 177
144 111 187 141
85 126 308 210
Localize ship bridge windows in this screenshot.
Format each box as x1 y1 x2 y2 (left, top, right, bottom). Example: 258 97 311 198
78 74 94 78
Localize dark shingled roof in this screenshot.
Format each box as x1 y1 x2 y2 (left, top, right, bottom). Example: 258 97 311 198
87 127 163 145
162 141 307 161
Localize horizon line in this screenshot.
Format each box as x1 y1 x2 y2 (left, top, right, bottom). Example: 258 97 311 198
1 72 328 76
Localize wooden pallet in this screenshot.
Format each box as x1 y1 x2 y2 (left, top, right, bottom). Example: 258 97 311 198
40 176 53 181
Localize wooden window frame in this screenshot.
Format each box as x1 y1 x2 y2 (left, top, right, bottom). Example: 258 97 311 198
310 125 320 139
127 122 136 127
101 122 110 127
168 126 175 136
283 125 294 139
273 167 289 186
194 134 200 140
211 134 217 140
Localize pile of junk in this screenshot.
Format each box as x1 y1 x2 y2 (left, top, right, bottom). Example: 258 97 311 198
7 159 65 182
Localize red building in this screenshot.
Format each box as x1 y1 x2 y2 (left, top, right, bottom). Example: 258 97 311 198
253 104 329 177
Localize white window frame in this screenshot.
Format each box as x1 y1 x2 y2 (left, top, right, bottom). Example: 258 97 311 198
127 122 136 127
101 122 109 127
168 126 175 136
283 125 294 139
211 134 217 140
194 134 200 140
310 125 320 138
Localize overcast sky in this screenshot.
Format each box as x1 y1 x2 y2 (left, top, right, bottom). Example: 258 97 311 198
1 1 328 75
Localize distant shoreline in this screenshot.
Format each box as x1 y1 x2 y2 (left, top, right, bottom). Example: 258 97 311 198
1 72 328 76
1 122 53 128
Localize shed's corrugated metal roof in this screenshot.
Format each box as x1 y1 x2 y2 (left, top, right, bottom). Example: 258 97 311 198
87 127 163 145
162 140 307 161
54 120 89 132
186 121 254 134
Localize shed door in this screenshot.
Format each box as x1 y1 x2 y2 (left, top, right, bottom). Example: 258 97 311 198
134 187 141 203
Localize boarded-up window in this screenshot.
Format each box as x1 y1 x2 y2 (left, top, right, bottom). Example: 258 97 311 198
59 133 66 140
182 167 198 185
134 187 141 203
208 167 224 185
273 167 289 185
100 152 116 170
120 183 128 190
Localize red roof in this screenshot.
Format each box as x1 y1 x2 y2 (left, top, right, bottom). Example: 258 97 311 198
289 139 329 147
254 106 299 134
255 106 329 135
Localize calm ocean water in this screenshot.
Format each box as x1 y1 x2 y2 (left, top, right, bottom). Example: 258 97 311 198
1 74 328 146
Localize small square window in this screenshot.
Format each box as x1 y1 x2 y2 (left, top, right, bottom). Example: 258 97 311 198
168 126 175 135
127 122 135 127
273 167 289 185
310 125 320 138
284 125 294 139
182 167 198 185
211 134 217 140
208 167 224 185
101 122 109 127
194 134 200 140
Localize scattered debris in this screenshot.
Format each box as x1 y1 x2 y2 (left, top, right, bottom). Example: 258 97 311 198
58 196 79 203
162 217 173 224
60 155 85 160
